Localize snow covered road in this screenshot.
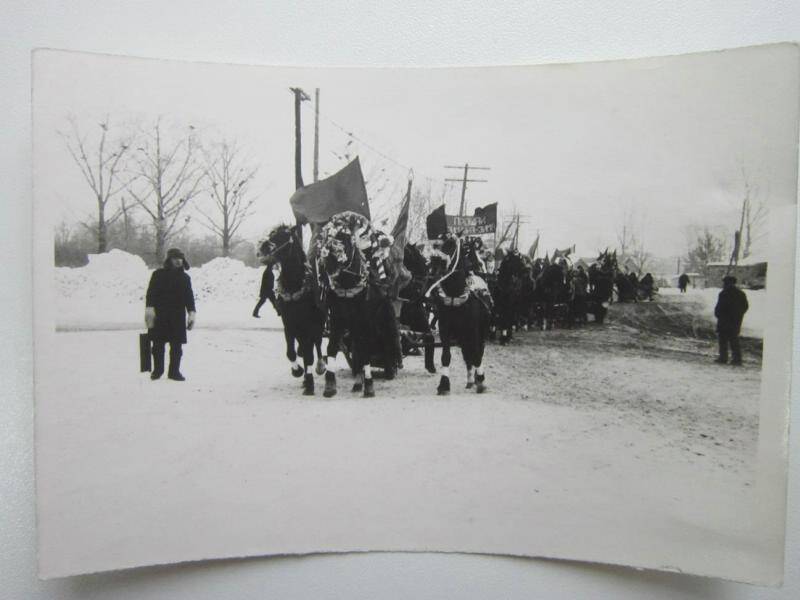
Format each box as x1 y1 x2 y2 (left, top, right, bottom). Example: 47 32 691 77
37 321 765 579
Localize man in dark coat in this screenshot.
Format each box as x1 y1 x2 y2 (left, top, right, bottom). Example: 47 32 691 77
145 248 196 381
714 275 749 365
678 272 690 293
252 262 278 318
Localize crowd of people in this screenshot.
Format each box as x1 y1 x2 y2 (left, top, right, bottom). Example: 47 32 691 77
140 223 751 388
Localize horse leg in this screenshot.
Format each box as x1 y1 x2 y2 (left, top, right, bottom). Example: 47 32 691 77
314 322 326 376
284 326 303 378
423 332 436 374
461 335 475 389
352 295 374 397
474 343 487 394
300 336 315 396
323 302 339 398
437 311 451 395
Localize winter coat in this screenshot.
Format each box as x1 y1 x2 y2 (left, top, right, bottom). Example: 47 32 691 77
146 266 196 343
714 286 748 335
259 267 276 304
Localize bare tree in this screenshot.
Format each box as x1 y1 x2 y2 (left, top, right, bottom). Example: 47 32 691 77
615 206 654 274
739 165 768 259
616 206 637 260
59 116 132 253
629 238 652 276
127 119 204 262
196 140 259 257
685 226 728 280
405 181 434 244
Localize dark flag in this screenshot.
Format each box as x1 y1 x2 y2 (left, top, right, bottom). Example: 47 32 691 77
472 202 497 233
289 157 370 225
426 204 448 239
389 190 413 307
391 189 411 246
527 232 540 260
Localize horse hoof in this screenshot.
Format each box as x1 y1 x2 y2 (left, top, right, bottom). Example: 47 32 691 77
323 372 337 398
384 368 395 381
363 378 375 398
352 381 363 393
466 382 473 389
291 365 303 378
302 374 314 396
315 359 326 376
476 382 487 394
426 365 437 374
437 376 450 395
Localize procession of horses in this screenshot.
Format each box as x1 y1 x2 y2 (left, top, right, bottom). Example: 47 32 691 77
257 210 658 399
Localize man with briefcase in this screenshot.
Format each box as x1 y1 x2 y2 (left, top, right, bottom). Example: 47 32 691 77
144 248 196 381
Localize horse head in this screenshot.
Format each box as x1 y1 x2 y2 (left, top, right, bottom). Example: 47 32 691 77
498 248 527 291
259 224 301 265
317 211 372 289
403 242 428 279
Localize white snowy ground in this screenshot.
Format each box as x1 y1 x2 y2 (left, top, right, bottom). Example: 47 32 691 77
38 283 767 579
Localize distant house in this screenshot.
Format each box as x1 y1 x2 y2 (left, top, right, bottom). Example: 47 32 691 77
705 255 767 289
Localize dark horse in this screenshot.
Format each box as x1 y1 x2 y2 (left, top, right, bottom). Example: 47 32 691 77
587 250 616 323
427 234 490 394
258 225 326 395
495 249 527 344
537 258 568 330
317 212 377 398
398 242 436 373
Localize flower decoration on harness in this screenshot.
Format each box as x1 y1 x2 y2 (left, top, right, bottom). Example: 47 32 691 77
317 211 374 291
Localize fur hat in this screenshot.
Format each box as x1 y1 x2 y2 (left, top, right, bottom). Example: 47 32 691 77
165 248 190 270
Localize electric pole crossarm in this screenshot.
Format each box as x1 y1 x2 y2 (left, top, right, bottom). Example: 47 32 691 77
445 165 491 170
443 162 491 216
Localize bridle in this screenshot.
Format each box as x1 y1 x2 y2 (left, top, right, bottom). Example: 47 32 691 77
260 233 293 261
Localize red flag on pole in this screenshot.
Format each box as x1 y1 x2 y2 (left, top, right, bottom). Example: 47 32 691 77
289 157 370 225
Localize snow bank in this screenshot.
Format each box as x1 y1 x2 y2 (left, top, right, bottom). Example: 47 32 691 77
55 250 281 331
660 287 765 338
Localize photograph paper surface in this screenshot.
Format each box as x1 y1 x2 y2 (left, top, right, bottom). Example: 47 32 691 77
33 44 798 583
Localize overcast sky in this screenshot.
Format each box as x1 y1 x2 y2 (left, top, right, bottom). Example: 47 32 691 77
33 44 799 259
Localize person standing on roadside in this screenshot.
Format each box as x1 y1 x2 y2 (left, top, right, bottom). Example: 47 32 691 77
678 272 690 293
714 275 748 366
145 248 196 381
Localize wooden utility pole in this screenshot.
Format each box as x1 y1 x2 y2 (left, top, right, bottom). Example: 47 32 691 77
290 87 310 245
444 163 490 216
313 88 320 183
290 87 311 190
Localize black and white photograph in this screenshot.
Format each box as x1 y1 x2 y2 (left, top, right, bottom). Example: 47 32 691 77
32 44 797 582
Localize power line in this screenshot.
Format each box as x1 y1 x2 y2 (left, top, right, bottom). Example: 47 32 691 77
301 100 441 184
444 163 491 216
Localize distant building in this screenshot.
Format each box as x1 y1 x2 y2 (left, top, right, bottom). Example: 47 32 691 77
705 255 767 289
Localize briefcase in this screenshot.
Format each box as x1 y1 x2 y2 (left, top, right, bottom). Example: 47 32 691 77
139 332 152 372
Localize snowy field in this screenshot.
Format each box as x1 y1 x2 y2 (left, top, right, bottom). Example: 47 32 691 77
38 255 767 578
